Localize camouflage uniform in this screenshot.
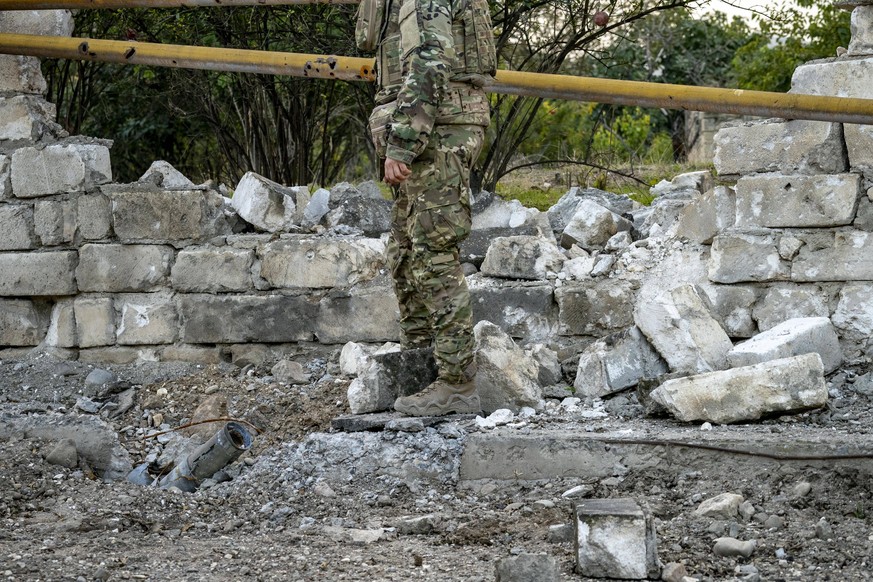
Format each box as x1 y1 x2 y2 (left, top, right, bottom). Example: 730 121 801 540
359 0 496 386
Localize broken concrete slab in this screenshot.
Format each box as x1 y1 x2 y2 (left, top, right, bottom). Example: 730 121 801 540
650 353 828 424
634 284 733 374
171 247 254 292
728 317 843 374
574 498 660 580
231 172 309 232
752 286 831 333
480 235 566 280
0 299 48 346
11 143 112 198
474 321 545 413
346 347 437 414
574 326 669 399
555 279 636 337
0 204 37 250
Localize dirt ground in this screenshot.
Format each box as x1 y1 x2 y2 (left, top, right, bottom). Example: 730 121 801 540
1 349 873 582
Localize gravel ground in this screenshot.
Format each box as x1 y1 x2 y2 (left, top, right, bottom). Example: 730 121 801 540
1 350 873 582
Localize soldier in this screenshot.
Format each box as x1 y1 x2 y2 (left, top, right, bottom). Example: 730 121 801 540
357 0 496 416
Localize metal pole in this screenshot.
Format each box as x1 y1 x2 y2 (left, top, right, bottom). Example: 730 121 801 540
0 0 357 8
0 33 872 125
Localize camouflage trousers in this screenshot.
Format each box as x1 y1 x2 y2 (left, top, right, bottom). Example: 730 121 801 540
387 123 486 385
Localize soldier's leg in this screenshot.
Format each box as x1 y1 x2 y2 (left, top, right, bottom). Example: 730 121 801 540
393 125 485 416
387 184 433 348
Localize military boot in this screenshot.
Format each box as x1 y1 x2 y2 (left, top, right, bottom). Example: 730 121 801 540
393 378 481 417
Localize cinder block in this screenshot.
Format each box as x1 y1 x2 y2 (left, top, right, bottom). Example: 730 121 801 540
0 251 77 296
0 204 36 250
0 299 48 346
178 294 317 343
76 244 173 292
171 248 254 292
116 293 179 346
74 297 116 348
109 189 230 242
575 498 660 580
12 143 111 198
34 199 77 246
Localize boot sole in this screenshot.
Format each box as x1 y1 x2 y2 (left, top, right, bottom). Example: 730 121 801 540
394 394 481 417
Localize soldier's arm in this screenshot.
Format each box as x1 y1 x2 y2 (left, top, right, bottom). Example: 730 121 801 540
385 0 455 164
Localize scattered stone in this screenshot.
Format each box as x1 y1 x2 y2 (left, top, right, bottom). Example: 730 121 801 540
793 481 813 498
738 501 756 521
474 408 514 429
271 360 310 385
474 321 545 413
231 172 309 232
713 537 756 559
396 515 437 535
561 484 594 499
182 394 228 442
661 562 688 582
480 235 566 280
495 553 560 582
561 199 633 250
764 515 785 530
727 317 843 374
695 493 744 519
312 482 336 498
75 397 101 414
45 438 78 469
139 160 196 189
547 523 574 543
84 369 122 399
346 347 437 414
815 517 833 540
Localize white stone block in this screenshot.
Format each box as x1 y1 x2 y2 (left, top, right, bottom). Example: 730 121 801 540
481 235 566 280
752 286 830 332
74 297 116 348
231 172 308 232
699 285 758 338
0 96 57 142
0 251 77 296
675 186 735 245
116 293 179 346
651 353 828 424
0 56 46 95
574 499 659 580
34 199 77 246
709 231 789 284
791 230 873 282
77 194 112 241
259 237 385 289
849 6 873 55
44 298 76 349
561 199 632 250
728 317 843 374
171 248 254 292
0 204 36 250
833 283 873 340
574 327 668 398
11 143 112 198
735 174 860 228
76 244 173 292
635 284 733 374
0 298 47 346
474 321 545 413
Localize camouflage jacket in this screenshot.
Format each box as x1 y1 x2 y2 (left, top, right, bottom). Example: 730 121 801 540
381 0 495 164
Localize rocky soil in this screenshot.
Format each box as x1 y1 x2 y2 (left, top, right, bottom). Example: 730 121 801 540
1 350 873 582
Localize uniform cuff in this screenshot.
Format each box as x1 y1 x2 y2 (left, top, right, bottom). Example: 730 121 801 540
386 144 417 165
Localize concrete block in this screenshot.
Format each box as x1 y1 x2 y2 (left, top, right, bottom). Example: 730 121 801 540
74 297 116 348
574 499 659 580
0 9 74 37
0 204 36 250
259 237 385 289
315 284 401 343
0 299 48 346
736 173 860 228
709 231 789 283
675 186 735 244
116 293 179 346
469 277 557 341
77 194 112 240
574 327 669 399
634 284 733 374
461 224 544 267
480 235 566 280
555 279 636 336
76 244 173 292
792 230 873 281
495 554 560 582
0 95 57 142
752 286 830 332
110 189 230 242
561 199 632 250
347 348 437 414
713 120 846 176
699 285 758 338
728 317 843 374
0 155 10 200
833 283 873 340
171 248 254 292
79 347 156 365
44 298 76 349
0 251 77 296
650 353 828 423
325 193 391 237
548 187 635 234
34 199 77 246
849 6 873 55
139 161 196 189
231 171 309 232
0 56 46 95
791 57 873 171
474 321 545 413
159 344 223 364
12 143 112 198
178 294 317 343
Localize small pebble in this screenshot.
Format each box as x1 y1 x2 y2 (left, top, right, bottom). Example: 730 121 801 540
713 537 756 558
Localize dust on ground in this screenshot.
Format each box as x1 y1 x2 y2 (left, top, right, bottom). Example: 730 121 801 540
1 350 872 581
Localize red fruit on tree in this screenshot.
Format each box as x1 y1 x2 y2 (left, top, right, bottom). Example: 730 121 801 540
593 11 609 27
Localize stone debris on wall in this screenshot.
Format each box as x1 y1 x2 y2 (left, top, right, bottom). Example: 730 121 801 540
5 3 873 424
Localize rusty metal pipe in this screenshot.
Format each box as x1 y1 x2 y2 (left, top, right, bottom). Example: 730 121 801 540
0 0 357 8
1 33 872 125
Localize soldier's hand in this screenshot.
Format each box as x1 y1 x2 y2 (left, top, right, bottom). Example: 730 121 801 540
384 158 412 186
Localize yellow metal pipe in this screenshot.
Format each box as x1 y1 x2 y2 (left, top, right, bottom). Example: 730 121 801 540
0 0 357 8
0 33 871 125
